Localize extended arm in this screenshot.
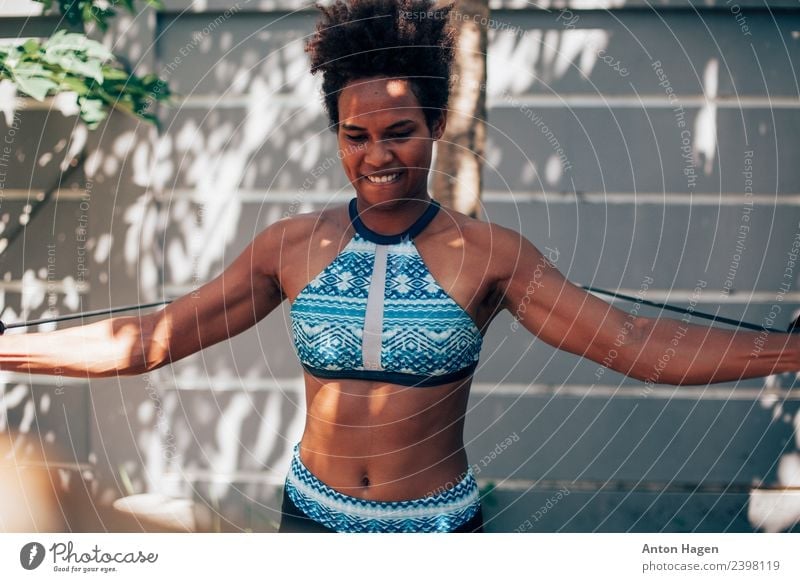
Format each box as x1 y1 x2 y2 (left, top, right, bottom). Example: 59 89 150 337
628 316 798 385
493 226 799 385
0 220 287 378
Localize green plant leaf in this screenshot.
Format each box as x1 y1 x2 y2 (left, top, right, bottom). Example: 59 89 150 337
12 62 58 100
15 75 58 101
59 75 90 95
78 96 107 127
1 9 172 130
45 29 114 62
54 57 103 83
21 39 40 55
102 66 130 81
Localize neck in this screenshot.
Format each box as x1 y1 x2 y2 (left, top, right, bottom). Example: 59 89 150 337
355 193 434 236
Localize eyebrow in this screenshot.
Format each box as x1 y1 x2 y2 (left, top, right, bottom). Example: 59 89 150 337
341 119 415 132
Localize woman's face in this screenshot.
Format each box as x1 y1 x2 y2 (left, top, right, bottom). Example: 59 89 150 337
336 76 446 208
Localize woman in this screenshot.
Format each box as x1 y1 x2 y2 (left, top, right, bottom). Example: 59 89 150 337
3 0 798 533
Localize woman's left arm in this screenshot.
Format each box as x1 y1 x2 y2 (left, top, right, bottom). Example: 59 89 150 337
491 226 800 385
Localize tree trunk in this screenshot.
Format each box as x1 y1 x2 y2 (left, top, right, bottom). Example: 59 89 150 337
432 0 488 220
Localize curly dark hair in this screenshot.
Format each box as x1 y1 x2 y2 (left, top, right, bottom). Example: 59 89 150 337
305 0 457 133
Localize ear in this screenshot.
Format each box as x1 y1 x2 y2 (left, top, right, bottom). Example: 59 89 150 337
431 111 447 141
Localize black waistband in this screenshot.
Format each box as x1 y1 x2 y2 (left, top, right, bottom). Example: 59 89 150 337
300 361 476 387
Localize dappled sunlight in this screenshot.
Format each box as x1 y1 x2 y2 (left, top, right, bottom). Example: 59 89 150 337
52 91 80 119
570 0 627 7
62 124 88 173
487 30 542 96
777 451 800 485
487 26 615 95
553 29 611 83
20 269 46 316
693 58 719 176
0 385 29 433
248 391 285 471
748 374 800 532
208 393 252 500
368 390 391 417
0 79 17 125
446 235 466 250
748 488 800 533
123 193 160 300
795 403 800 449
2 0 798 534
545 153 564 185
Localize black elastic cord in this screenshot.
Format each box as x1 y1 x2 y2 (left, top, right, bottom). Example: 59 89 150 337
581 285 795 334
0 299 174 335
0 285 797 335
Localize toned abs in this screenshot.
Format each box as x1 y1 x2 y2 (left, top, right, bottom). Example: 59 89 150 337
276 203 505 501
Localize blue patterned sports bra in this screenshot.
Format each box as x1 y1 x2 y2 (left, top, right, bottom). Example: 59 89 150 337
290 197 483 387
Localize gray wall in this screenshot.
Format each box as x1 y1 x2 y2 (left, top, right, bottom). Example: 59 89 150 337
1 0 799 532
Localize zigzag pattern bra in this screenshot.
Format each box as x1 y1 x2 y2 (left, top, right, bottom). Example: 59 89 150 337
289 197 483 387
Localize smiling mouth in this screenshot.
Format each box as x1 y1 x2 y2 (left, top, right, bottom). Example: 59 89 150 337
365 171 403 184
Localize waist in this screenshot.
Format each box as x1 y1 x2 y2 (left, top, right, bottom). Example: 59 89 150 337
299 439 469 498
284 442 480 533
299 375 472 498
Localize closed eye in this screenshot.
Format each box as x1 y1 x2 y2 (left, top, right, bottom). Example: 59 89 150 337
344 131 413 143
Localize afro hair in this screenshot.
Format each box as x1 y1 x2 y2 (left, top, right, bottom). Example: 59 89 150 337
305 0 457 132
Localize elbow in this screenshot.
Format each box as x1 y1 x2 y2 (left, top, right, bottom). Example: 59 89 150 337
125 315 168 375
140 352 166 374
620 316 692 386
142 317 169 374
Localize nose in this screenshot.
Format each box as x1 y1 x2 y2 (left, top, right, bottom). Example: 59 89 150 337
363 138 393 168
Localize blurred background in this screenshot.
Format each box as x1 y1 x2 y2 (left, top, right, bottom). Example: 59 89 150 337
1 0 799 532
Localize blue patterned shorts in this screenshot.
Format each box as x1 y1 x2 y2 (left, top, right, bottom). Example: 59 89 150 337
281 442 483 533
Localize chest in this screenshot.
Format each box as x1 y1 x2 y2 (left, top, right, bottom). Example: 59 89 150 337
280 229 497 332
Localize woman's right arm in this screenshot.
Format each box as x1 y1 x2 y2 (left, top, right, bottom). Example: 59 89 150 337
0 219 289 378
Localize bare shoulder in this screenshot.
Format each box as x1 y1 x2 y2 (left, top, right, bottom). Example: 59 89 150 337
459 217 563 297
461 216 518 246
458 216 530 270
257 203 348 251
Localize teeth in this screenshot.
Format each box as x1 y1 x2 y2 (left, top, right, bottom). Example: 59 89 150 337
367 172 400 184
